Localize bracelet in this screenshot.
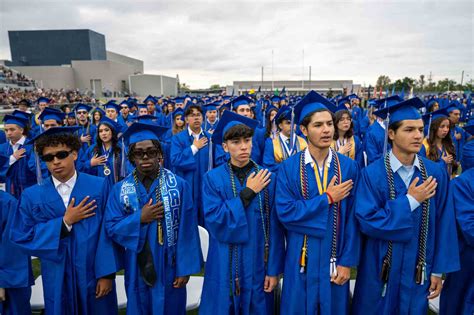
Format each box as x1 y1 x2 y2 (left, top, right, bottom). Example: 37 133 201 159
326 192 334 204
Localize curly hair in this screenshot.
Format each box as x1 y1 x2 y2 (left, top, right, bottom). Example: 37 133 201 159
35 133 82 156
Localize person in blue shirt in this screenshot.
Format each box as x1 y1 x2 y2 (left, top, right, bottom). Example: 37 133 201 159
203 102 219 133
275 91 359 314
200 110 285 315
104 122 202 315
119 100 134 126
74 103 97 152
10 127 122 315
352 97 460 314
144 95 165 125
440 125 474 315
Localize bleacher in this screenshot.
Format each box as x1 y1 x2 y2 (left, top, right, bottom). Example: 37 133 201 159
0 64 36 88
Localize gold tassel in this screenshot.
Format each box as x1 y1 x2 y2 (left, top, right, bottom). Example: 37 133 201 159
299 236 308 273
158 222 164 245
264 244 269 264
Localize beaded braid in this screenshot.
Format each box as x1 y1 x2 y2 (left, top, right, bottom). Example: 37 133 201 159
381 153 430 297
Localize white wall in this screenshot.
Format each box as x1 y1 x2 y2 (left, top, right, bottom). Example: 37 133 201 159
130 74 177 97
11 65 75 89
106 51 144 74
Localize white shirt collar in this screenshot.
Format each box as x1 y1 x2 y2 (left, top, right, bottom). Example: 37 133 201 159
304 147 333 169
52 171 78 190
377 119 386 130
280 133 289 142
10 136 26 147
188 126 203 137
389 150 420 173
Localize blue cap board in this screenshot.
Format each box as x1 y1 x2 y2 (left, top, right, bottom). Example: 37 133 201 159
104 101 121 113
374 97 424 126
270 96 280 103
39 108 66 122
144 95 157 104
37 97 50 104
73 103 92 112
422 108 449 125
120 122 168 146
231 95 253 110
12 110 32 120
274 105 292 123
211 110 259 145
3 114 29 128
293 90 337 125
135 115 161 124
29 126 81 146
171 108 185 120
99 116 120 132
265 105 278 118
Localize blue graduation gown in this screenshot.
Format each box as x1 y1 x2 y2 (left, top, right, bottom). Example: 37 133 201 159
200 163 285 314
262 135 307 173
203 119 218 133
170 129 217 225
358 115 371 141
77 124 97 152
104 170 202 315
352 156 460 315
0 130 6 144
451 126 467 161
275 150 360 314
0 142 37 199
10 173 121 315
0 191 33 315
440 168 474 315
364 122 389 165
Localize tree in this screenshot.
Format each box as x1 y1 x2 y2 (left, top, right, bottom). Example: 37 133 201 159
436 78 457 92
326 88 334 99
376 75 391 89
209 84 221 90
180 83 191 92
418 74 425 91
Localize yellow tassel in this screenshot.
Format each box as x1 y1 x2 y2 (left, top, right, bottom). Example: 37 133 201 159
158 222 164 245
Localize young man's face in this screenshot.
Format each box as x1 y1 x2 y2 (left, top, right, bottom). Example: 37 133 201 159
5 124 24 142
146 101 156 114
43 119 60 130
76 110 89 124
129 140 162 175
389 119 424 154
448 109 461 124
138 108 148 116
278 120 292 137
300 111 334 149
206 110 217 122
42 143 77 180
121 106 130 116
175 103 185 109
38 102 48 112
106 109 118 120
223 137 252 165
185 108 203 130
235 105 252 118
18 104 28 112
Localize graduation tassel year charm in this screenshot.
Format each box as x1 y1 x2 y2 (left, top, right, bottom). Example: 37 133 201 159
330 257 337 277
264 243 269 264
157 222 164 245
415 261 426 285
234 277 241 296
380 257 391 297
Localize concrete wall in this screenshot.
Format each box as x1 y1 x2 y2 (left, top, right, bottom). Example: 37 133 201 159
129 74 177 97
106 51 144 74
233 80 354 94
11 65 75 89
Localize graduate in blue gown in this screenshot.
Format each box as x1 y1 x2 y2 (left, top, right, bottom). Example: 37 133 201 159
144 95 165 126
440 130 474 315
105 122 202 315
200 110 285 315
262 105 307 173
203 102 219 133
0 115 36 199
30 97 50 136
0 128 6 144
170 104 219 225
161 108 185 171
447 103 468 162
104 101 127 133
119 100 135 126
0 166 33 315
74 103 98 152
79 116 128 195
352 98 460 315
10 127 121 315
275 91 360 314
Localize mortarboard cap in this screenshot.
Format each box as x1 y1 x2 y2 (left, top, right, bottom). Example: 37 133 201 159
120 122 168 146
374 97 424 126
211 110 259 145
422 108 449 125
374 95 404 109
3 114 29 128
73 103 92 112
293 90 337 125
171 108 185 120
174 97 185 104
270 95 281 103
231 95 253 110
104 101 121 113
12 110 32 120
99 116 120 132
203 103 218 112
274 105 292 123
135 115 160 124
144 95 157 104
37 97 50 104
29 126 81 146
39 108 66 123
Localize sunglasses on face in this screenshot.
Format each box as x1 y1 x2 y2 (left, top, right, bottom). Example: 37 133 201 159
130 149 162 160
76 111 88 115
40 150 73 162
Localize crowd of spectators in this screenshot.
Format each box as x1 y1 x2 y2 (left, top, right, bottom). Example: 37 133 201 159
0 87 97 107
0 65 36 87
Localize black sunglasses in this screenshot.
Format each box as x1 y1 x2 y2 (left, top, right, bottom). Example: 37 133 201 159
40 150 73 162
130 149 162 160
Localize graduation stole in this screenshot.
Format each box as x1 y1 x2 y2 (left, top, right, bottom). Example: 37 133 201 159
227 160 271 297
120 168 181 264
299 148 342 278
380 153 430 297
272 134 305 163
331 136 356 160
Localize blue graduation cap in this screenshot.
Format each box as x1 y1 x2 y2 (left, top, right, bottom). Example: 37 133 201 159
135 114 160 124
274 105 292 123
120 122 168 146
144 95 157 104
422 108 449 125
374 95 404 109
230 95 253 110
446 103 460 113
37 97 50 104
203 103 218 112
12 110 32 120
293 90 337 125
374 97 424 126
73 103 92 113
39 108 66 122
17 99 31 107
98 116 120 132
104 101 121 113
338 96 351 106
462 119 474 136
120 100 133 109
29 126 81 145
3 114 29 128
174 97 185 104
211 110 259 145
137 103 148 110
265 104 278 117
171 108 185 120
336 103 351 113
347 94 360 101
270 95 281 103
92 107 105 116
66 111 76 119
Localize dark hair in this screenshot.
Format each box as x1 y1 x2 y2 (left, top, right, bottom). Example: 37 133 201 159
92 109 103 124
224 124 254 142
264 108 278 138
427 117 456 162
127 139 163 165
387 121 403 146
35 133 82 156
300 109 335 128
333 109 354 140
185 104 203 117
94 123 121 157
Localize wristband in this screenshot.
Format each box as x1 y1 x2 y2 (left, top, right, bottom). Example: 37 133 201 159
326 191 334 204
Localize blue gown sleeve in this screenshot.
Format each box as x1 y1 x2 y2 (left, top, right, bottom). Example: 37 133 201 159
354 168 415 242
275 162 329 238
267 178 285 276
354 136 365 168
201 171 249 244
176 180 203 277
104 184 148 253
262 138 278 173
170 133 197 171
365 130 382 165
77 145 96 174
451 174 474 246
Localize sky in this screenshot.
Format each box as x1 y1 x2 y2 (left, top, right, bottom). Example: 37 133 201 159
0 0 472 89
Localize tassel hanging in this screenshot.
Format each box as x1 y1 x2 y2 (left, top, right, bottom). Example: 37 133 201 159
330 257 337 277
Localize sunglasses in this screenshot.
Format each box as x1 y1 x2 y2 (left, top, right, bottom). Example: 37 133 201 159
40 150 73 162
130 149 162 160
